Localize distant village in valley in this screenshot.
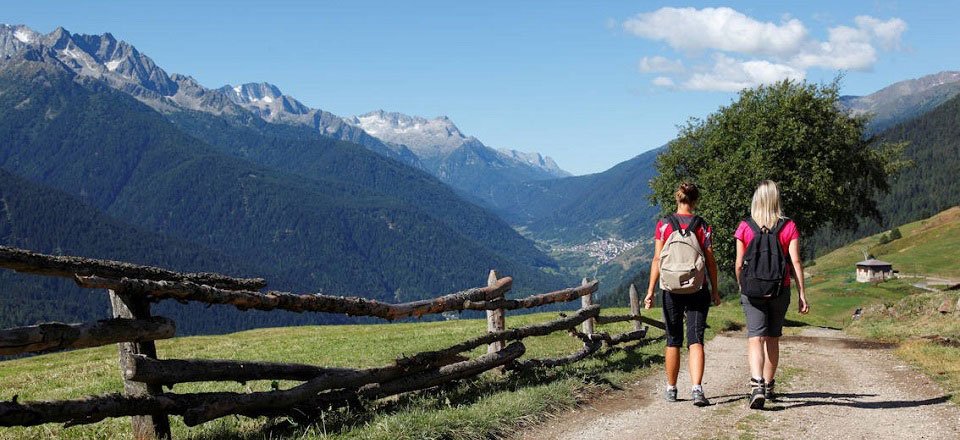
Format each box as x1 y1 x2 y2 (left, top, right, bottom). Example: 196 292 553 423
554 238 642 265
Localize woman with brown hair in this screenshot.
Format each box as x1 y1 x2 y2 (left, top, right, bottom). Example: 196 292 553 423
644 182 721 407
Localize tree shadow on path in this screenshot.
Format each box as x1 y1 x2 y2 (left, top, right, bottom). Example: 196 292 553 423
709 392 952 410
771 392 953 410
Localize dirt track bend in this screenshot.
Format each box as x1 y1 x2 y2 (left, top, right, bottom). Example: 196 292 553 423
517 328 960 440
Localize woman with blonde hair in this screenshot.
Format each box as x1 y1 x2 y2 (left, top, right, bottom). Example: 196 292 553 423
735 180 809 409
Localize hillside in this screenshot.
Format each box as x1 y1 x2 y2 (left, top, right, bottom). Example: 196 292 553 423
0 168 267 333
164 110 556 272
840 71 960 134
802 206 960 328
805 206 960 405
0 48 569 332
0 307 668 440
491 147 663 243
811 91 960 255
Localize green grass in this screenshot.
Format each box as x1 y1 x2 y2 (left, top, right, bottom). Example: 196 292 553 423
0 301 751 440
846 290 960 404
801 206 960 328
803 206 960 404
0 307 664 439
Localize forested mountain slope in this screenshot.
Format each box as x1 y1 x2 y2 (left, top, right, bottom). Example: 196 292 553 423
0 48 569 333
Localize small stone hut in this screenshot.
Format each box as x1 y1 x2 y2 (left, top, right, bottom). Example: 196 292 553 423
855 259 894 282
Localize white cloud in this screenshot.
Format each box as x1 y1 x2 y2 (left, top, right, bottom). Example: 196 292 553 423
639 56 685 73
623 7 907 92
652 76 675 87
624 7 808 56
855 15 907 49
684 54 805 92
791 25 877 70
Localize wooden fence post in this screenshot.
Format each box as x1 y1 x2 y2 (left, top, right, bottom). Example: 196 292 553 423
629 283 643 332
580 277 594 334
109 289 172 440
486 270 505 354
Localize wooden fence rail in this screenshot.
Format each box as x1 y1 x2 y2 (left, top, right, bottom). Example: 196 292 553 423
0 318 174 355
0 246 264 290
0 246 661 439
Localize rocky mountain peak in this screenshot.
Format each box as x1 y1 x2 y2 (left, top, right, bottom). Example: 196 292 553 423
348 110 467 157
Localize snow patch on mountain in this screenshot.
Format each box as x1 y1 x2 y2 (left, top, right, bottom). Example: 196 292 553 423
347 111 468 158
13 28 34 43
346 110 570 178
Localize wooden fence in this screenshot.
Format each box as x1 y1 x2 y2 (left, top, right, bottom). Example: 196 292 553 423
0 246 663 439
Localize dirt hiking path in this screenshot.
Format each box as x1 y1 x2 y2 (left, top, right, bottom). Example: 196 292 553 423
518 328 960 440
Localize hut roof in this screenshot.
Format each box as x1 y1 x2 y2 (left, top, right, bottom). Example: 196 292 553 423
856 259 893 267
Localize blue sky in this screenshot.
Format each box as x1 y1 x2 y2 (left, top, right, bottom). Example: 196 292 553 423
4 1 958 174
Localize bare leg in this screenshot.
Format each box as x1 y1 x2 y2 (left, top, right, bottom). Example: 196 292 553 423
665 346 681 386
688 343 705 385
763 337 780 382
748 336 764 379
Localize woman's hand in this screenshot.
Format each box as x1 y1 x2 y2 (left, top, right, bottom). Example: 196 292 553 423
711 290 722 306
798 291 810 314
644 290 655 309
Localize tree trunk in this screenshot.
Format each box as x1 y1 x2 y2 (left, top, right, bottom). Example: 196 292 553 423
486 270 505 354
77 275 513 321
0 343 525 428
580 278 595 335
0 317 174 356
464 279 598 311
183 307 597 425
125 356 358 385
109 290 171 440
629 283 643 331
0 245 263 290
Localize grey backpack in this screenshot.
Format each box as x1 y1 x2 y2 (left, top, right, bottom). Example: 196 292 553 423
658 214 706 294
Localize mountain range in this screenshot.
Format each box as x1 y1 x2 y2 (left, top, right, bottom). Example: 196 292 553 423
1 22 958 325
0 24 571 333
0 24 568 201
840 70 960 134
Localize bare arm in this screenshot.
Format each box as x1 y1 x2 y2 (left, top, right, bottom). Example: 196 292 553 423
735 239 746 287
704 246 721 305
788 238 810 314
644 239 664 309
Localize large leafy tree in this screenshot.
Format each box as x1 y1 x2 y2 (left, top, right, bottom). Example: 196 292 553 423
650 79 907 272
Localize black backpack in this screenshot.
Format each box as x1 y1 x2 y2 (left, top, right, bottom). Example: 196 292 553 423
740 218 790 298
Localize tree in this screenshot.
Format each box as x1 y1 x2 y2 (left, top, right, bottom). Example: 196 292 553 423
889 227 902 240
878 233 891 245
650 79 907 272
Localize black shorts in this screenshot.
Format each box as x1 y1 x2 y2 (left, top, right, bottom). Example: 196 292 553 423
740 292 791 337
662 287 711 348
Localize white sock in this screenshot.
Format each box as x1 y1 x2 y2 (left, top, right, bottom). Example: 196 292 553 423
667 384 677 391
692 384 703 393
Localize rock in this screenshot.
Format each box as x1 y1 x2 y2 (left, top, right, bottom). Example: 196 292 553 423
938 298 954 314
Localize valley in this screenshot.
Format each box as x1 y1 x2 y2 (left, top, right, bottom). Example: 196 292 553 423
1 7 959 440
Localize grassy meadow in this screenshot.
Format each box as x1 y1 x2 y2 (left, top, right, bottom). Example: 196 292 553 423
1 207 958 438
0 303 747 440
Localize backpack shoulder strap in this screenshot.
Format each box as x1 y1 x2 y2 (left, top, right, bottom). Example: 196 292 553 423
665 214 684 237
746 217 762 234
687 215 705 236
769 217 787 235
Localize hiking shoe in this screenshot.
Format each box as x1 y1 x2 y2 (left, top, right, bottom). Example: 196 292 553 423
765 379 777 402
664 387 678 402
692 389 710 407
749 378 766 409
